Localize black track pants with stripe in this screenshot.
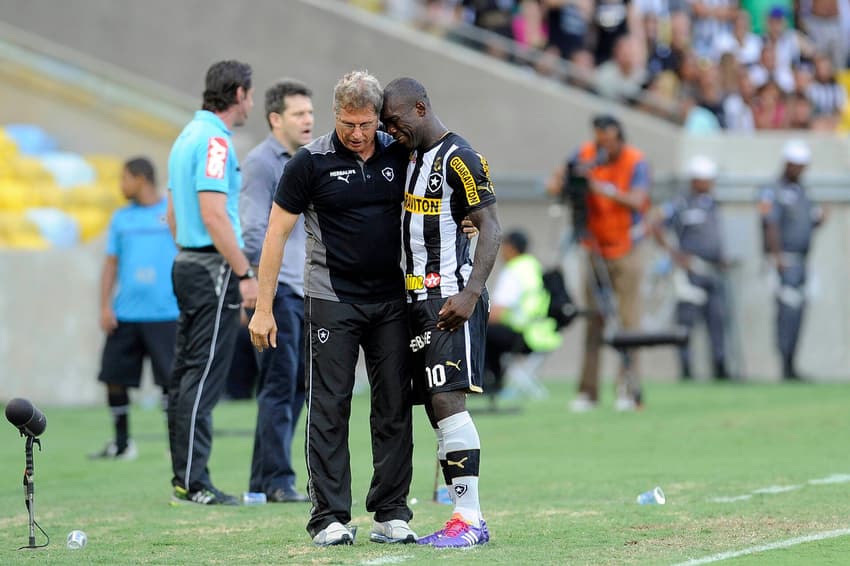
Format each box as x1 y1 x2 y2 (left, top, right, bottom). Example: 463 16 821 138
168 251 240 492
304 297 413 537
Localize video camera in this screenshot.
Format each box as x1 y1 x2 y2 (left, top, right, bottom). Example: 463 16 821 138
561 149 608 237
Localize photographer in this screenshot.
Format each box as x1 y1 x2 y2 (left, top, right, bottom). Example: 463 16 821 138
545 115 650 411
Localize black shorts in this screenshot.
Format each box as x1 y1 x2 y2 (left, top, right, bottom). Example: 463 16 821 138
98 321 177 388
408 292 489 403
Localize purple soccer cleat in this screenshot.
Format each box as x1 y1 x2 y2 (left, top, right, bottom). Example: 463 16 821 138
427 514 489 548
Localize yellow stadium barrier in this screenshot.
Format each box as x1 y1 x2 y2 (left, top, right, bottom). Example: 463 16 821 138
0 211 50 249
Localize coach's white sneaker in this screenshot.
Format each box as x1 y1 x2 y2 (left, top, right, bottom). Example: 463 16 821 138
569 393 597 413
313 521 354 546
370 519 416 543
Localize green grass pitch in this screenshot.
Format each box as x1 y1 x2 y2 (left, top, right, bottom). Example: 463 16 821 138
1 381 848 564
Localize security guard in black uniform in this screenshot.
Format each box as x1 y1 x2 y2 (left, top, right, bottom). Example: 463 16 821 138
758 140 825 380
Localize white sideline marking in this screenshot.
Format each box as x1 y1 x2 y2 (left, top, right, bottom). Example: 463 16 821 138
751 484 802 494
360 556 411 565
671 528 850 566
808 474 850 485
708 495 752 503
709 473 849 503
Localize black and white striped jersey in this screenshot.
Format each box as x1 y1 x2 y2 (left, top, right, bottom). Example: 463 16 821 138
402 132 496 301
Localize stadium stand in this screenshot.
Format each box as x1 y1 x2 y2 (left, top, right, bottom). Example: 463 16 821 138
354 0 850 131
0 123 124 248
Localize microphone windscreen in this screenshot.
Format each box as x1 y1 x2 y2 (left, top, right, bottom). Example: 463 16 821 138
5 398 47 437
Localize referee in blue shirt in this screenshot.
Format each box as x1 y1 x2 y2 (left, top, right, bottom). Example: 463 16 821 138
166 60 258 505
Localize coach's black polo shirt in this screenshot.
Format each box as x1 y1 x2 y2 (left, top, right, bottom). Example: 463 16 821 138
274 130 408 303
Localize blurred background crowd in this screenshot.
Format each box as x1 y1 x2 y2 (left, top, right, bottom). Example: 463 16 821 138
348 0 850 131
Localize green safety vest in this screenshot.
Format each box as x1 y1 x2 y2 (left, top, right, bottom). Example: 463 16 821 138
498 254 562 352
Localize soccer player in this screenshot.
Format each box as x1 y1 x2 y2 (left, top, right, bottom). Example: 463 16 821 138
90 157 177 461
381 77 502 548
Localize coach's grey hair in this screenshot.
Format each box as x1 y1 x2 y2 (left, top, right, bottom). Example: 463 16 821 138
333 70 382 116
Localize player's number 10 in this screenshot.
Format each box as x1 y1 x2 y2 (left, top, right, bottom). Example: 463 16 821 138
426 364 447 387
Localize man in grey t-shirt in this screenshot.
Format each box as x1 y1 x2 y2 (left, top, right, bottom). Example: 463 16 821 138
239 79 313 502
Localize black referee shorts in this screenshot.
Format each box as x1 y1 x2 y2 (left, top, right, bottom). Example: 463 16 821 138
98 320 177 388
408 291 489 404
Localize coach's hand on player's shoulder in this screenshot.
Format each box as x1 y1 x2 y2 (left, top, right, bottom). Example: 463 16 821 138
248 310 277 352
437 289 478 331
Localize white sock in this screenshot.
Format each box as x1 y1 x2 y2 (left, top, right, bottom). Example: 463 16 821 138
438 411 481 526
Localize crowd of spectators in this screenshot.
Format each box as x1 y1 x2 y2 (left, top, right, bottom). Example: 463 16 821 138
347 0 850 131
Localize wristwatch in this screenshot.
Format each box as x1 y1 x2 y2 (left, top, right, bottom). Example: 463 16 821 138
238 267 256 280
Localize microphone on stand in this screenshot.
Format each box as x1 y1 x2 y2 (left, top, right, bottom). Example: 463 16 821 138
5 398 49 549
5 398 47 437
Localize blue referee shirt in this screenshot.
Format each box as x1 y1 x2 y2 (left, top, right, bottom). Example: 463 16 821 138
106 197 179 321
168 110 243 248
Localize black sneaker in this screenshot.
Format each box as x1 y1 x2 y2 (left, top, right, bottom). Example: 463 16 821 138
88 440 138 461
267 488 310 503
171 485 240 506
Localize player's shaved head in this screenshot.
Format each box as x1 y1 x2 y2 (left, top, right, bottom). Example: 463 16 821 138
384 77 429 107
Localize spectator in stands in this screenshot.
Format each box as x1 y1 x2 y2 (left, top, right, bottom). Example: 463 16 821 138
840 0 850 66
682 90 723 132
546 115 650 411
239 79 314 504
644 12 678 78
688 0 737 60
801 0 845 71
590 0 644 66
166 60 257 506
675 48 703 99
513 0 548 50
543 0 591 60
750 40 795 93
786 91 815 128
639 70 682 119
668 9 694 71
758 140 825 380
485 230 562 394
742 0 790 35
463 0 518 59
763 6 812 75
696 62 726 125
712 8 763 65
752 79 788 128
806 52 847 127
722 63 757 130
89 157 177 461
566 48 599 90
792 60 814 96
595 34 648 101
652 155 731 380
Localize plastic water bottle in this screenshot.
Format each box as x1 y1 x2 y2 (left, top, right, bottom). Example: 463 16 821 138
435 485 453 505
66 530 87 549
242 491 267 505
636 486 666 505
